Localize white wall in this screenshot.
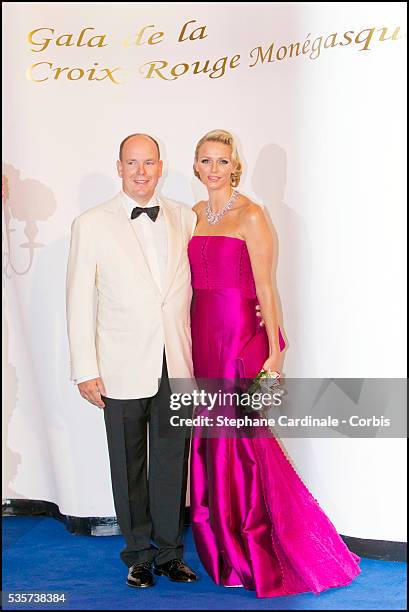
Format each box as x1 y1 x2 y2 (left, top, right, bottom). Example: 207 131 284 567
3 2 406 541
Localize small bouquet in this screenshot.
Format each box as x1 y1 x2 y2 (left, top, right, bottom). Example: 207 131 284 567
244 369 286 412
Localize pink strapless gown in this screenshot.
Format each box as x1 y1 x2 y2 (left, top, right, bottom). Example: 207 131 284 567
188 236 361 598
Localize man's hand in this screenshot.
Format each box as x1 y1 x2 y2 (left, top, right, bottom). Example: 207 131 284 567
255 304 265 326
78 378 106 409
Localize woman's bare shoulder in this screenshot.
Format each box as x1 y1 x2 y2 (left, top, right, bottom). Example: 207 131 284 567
192 200 206 214
237 196 265 222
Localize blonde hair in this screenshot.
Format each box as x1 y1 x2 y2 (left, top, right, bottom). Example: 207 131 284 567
194 129 242 187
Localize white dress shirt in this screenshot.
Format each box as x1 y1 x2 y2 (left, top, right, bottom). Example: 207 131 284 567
121 190 168 292
75 190 168 385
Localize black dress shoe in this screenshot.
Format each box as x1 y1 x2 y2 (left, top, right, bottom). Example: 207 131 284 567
154 559 198 582
127 561 155 588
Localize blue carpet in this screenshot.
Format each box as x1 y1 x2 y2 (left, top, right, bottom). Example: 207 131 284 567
2 517 407 610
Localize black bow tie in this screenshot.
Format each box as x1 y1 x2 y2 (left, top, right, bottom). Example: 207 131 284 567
131 205 160 222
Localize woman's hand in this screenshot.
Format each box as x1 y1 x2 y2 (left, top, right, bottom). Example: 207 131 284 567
262 354 282 376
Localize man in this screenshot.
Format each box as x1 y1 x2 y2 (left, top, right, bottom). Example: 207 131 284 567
66 133 197 588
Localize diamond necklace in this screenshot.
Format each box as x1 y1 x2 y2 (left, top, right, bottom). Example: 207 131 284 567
205 189 239 225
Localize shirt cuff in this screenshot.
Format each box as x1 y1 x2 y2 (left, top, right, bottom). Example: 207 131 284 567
74 375 100 385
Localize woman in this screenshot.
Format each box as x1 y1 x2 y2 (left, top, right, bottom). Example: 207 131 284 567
188 129 361 598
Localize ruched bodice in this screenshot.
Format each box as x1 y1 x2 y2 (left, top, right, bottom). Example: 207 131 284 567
188 235 256 298
188 236 263 378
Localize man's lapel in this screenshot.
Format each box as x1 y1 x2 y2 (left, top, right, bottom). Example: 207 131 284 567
161 197 183 301
102 193 162 296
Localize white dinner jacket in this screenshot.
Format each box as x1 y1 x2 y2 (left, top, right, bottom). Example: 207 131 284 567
66 191 197 399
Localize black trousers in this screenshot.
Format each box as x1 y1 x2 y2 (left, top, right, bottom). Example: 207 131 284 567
103 353 190 567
